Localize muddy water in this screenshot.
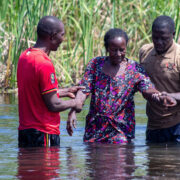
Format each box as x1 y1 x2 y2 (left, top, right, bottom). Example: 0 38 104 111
0 93 180 180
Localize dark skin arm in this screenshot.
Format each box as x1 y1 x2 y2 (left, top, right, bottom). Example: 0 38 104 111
66 90 87 136
142 88 177 107
57 86 85 98
67 88 177 136
161 92 180 101
42 91 83 112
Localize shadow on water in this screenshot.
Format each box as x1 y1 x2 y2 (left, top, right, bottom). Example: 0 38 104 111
1 93 180 179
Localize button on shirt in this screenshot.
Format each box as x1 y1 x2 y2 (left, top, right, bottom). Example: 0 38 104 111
139 41 180 129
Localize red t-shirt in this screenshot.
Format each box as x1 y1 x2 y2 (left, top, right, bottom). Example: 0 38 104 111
17 48 60 135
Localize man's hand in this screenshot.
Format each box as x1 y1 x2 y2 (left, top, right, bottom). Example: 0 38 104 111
66 110 77 136
66 86 85 98
58 86 85 98
152 92 177 107
159 92 177 107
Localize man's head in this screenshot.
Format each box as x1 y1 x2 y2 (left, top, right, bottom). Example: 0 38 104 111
152 15 175 54
37 16 65 51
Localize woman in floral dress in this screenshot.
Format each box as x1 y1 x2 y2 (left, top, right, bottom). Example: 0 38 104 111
67 28 176 144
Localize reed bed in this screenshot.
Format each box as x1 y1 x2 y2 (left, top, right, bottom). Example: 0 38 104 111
0 0 180 88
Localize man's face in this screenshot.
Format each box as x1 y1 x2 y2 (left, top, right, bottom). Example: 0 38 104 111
50 22 65 51
152 27 174 54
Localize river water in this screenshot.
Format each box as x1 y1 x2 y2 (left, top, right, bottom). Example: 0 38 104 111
0 93 180 180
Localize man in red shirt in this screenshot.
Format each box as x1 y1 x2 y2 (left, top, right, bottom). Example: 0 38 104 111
17 16 83 147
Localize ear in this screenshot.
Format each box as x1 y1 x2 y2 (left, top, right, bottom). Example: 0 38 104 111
50 32 57 40
173 31 175 38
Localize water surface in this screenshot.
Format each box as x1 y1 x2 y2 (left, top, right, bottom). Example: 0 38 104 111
0 93 180 179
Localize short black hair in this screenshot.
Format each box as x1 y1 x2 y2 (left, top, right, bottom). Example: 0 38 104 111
104 28 129 50
152 15 175 33
37 16 62 39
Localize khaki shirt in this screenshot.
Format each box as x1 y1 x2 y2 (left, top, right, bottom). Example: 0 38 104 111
139 41 180 129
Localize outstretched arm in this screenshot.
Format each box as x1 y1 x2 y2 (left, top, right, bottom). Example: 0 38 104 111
42 91 83 112
142 88 177 107
57 86 85 98
161 92 180 102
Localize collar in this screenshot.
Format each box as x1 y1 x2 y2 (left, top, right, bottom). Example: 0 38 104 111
151 40 176 59
29 47 50 59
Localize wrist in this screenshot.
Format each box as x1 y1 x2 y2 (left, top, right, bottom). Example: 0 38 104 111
71 99 77 108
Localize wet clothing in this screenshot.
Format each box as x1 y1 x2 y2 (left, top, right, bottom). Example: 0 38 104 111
139 41 180 130
18 129 60 147
17 48 60 147
80 56 153 143
146 123 180 143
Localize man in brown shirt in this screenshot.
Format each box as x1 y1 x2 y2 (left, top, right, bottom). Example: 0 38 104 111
139 15 180 143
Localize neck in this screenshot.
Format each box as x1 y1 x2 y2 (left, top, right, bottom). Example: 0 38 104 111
33 39 51 56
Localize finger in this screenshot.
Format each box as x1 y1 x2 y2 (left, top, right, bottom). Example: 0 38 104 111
68 93 75 98
67 124 73 136
66 120 73 136
75 86 86 90
73 119 77 129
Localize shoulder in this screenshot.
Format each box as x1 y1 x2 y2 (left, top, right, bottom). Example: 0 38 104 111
139 43 154 63
127 58 146 73
174 43 180 70
175 42 180 55
86 56 106 67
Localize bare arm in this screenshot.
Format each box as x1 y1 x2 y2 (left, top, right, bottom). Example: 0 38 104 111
161 92 180 101
57 86 85 98
66 90 87 136
42 91 83 112
142 88 177 107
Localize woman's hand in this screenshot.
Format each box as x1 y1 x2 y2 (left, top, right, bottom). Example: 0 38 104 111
66 109 77 136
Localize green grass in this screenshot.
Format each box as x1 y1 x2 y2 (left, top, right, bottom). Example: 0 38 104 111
0 0 180 88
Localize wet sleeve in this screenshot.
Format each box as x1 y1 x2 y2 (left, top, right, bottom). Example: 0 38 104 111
134 62 154 93
38 61 58 95
79 58 97 96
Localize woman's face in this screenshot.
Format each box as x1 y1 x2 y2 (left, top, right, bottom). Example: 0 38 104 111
107 36 127 65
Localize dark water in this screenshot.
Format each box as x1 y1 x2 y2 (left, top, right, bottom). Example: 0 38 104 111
0 93 180 180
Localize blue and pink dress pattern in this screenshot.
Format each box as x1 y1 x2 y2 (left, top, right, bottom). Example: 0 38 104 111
80 56 153 144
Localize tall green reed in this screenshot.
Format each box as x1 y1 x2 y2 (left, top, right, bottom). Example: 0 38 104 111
0 0 180 88
0 0 52 88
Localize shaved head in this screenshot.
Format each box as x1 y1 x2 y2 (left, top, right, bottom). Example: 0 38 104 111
37 16 64 39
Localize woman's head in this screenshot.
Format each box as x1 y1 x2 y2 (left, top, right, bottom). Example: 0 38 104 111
104 28 128 64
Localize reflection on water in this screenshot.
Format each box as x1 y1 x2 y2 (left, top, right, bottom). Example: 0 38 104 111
17 147 60 180
84 143 136 180
1 93 180 179
146 144 180 179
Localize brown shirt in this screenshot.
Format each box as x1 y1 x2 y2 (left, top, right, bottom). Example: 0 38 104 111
139 41 180 129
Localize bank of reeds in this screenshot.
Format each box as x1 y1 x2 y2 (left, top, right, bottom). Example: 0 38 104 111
0 0 180 88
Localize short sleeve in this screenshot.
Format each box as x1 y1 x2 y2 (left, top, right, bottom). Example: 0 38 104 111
79 58 97 96
38 61 58 95
134 62 154 93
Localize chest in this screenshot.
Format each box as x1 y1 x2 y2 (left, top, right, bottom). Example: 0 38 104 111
142 58 179 81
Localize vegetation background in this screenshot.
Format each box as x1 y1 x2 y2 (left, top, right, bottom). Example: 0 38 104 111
0 0 180 89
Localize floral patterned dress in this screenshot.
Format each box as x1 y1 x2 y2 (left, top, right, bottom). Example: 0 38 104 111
79 56 154 144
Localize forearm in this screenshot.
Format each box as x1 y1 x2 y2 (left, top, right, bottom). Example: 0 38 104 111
75 90 87 107
142 88 160 101
47 98 77 112
57 88 70 98
69 90 87 113
167 92 180 101
43 91 78 112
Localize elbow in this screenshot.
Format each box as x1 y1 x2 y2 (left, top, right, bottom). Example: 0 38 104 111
46 103 58 112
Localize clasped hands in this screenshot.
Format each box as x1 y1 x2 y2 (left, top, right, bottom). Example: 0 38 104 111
152 91 177 107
